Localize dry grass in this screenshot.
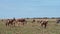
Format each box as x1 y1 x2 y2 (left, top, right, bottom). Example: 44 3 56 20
0 19 60 34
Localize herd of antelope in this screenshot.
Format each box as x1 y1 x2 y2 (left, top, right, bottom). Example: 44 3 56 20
1 18 60 28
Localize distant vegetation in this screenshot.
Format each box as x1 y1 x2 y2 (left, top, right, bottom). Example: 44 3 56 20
26 17 60 19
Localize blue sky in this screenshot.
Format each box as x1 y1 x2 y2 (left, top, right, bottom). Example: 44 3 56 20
0 0 60 18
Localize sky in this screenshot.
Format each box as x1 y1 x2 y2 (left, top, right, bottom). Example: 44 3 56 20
0 0 60 18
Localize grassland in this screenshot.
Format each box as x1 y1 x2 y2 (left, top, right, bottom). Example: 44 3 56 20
0 19 60 34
